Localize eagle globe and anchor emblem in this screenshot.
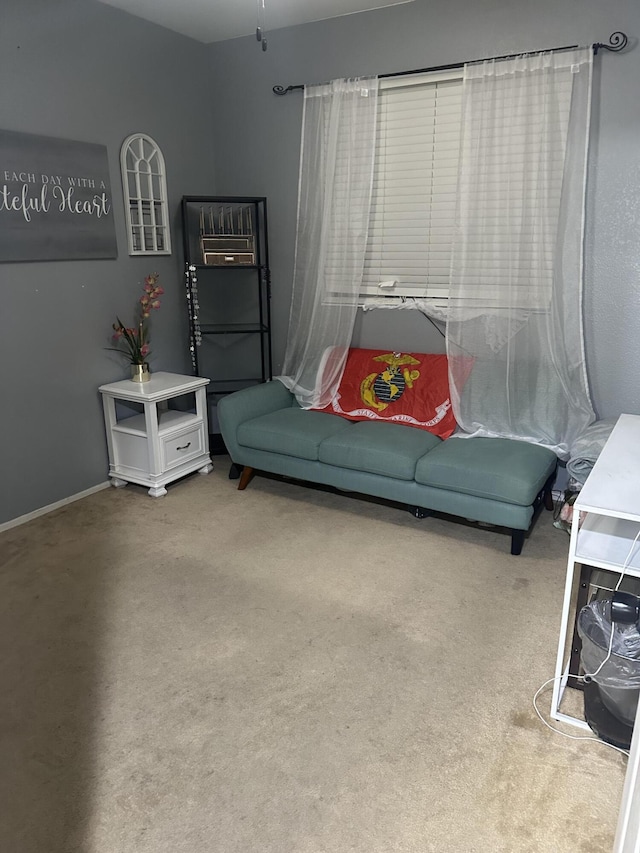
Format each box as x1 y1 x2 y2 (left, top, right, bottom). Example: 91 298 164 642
360 352 421 412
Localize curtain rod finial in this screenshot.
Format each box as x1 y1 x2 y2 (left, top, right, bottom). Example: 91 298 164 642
273 84 304 95
594 31 628 54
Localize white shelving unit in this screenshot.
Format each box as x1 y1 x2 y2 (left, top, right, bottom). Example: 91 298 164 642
99 372 213 498
550 413 640 730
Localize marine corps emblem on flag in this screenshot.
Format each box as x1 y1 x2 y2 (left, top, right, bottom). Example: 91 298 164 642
360 352 421 411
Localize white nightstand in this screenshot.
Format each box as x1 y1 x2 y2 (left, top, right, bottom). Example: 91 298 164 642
99 372 213 497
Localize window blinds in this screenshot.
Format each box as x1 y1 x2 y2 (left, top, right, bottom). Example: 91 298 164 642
451 65 576 310
361 72 463 300
325 60 576 307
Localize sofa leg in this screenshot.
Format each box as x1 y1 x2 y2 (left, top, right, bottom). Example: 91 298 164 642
510 529 525 556
229 463 242 480
409 506 432 519
238 466 255 491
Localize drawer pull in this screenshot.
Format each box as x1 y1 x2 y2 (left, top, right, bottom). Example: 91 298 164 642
176 441 192 451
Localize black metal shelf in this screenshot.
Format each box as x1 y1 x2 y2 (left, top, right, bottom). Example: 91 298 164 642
183 195 267 205
182 196 273 407
192 263 263 271
200 323 269 335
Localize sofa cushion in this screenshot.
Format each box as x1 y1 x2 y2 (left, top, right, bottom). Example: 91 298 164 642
237 408 352 461
319 421 442 480
415 437 557 506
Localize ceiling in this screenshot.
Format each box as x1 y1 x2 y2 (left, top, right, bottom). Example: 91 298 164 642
95 0 415 44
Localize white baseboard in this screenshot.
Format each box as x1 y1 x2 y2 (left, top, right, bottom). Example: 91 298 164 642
0 481 111 533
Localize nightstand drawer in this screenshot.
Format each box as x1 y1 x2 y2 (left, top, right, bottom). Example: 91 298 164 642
161 424 205 470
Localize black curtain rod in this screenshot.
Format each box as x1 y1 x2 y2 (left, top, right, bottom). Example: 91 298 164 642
272 31 628 95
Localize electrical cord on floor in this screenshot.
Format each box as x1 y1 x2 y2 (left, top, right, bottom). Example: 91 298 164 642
532 676 629 757
533 528 640 758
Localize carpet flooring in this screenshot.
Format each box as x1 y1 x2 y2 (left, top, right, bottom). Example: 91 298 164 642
0 460 627 852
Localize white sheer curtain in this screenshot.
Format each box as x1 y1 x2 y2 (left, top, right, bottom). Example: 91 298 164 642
278 77 378 409
447 48 595 459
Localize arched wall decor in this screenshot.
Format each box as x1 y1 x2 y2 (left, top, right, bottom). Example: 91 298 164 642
120 133 171 256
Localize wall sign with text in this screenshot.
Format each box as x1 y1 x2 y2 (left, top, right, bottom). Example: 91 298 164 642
0 129 118 262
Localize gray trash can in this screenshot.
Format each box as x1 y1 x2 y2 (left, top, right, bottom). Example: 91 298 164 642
577 597 640 727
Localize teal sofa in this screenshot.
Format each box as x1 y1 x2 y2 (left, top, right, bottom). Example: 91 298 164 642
217 381 557 554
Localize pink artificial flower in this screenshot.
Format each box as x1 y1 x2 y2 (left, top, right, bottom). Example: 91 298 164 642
109 274 161 365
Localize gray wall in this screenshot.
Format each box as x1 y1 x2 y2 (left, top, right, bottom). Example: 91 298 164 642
0 0 216 524
3 0 639 523
206 0 640 417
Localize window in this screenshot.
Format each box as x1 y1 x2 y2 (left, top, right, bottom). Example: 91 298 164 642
362 71 463 304
120 133 171 256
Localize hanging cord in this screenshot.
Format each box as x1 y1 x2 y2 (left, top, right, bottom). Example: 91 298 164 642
256 0 267 51
419 305 446 338
532 528 640 757
582 529 640 679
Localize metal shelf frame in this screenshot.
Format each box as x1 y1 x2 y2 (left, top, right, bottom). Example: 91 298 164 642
181 195 273 396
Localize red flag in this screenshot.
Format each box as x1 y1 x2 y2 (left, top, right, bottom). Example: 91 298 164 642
314 349 458 439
